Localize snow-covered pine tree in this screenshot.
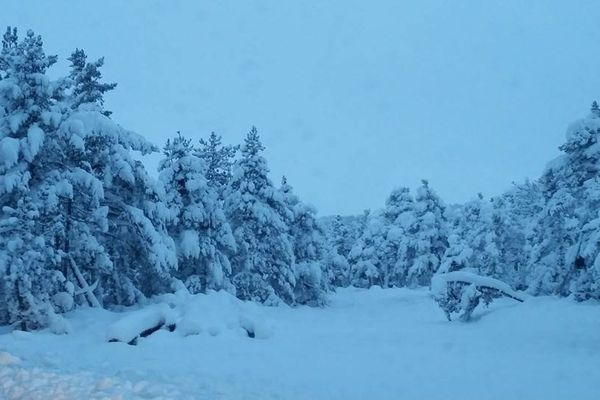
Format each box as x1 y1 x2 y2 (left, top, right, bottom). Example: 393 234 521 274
438 194 520 286
159 132 235 294
0 28 107 330
64 48 177 305
528 102 600 299
348 187 417 288
492 180 543 289
225 127 296 304
348 210 386 288
406 180 448 287
382 187 418 287
320 215 357 287
279 176 328 305
0 28 74 329
195 131 238 193
67 48 116 116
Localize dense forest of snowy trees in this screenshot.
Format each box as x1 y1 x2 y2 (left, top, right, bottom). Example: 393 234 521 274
1 27 599 330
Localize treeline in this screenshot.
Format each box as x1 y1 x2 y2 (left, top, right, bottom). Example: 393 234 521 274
0 28 332 330
326 104 600 302
1 28 598 331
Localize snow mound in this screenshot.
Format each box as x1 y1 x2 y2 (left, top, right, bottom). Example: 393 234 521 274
107 303 177 344
105 289 272 344
160 289 272 339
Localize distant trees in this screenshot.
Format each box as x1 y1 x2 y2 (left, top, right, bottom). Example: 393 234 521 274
324 102 600 303
346 181 448 289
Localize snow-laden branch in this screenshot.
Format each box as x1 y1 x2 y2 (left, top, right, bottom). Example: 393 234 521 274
431 271 525 321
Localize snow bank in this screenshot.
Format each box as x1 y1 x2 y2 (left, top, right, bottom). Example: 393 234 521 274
159 289 272 339
105 289 272 344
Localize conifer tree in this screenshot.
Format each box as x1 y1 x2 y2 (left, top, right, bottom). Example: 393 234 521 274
406 180 448 287
64 44 177 305
67 48 117 115
529 102 600 299
0 28 76 329
225 127 296 304
279 176 328 305
159 132 235 294
196 132 238 192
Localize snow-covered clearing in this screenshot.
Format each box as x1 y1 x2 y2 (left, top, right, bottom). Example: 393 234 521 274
1 288 599 400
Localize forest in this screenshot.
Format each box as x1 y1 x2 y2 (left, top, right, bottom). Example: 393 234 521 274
1 27 599 333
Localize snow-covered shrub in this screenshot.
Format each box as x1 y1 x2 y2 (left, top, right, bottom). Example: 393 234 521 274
293 261 327 306
432 271 524 321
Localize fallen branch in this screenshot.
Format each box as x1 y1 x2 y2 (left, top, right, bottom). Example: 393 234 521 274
69 256 101 308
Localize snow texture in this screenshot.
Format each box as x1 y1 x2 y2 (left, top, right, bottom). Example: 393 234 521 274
1 288 599 400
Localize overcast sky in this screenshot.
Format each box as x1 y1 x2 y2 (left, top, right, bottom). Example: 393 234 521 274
5 1 600 215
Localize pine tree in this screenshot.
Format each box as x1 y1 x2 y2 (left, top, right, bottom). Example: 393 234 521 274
279 176 328 305
348 187 417 288
67 48 117 116
64 44 177 305
320 215 358 287
225 127 296 304
348 211 386 288
382 187 418 287
406 180 448 287
527 102 600 299
527 103 600 297
0 28 75 329
196 132 238 192
159 132 235 294
438 194 519 285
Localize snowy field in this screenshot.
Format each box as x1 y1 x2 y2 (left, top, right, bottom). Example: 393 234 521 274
1 288 599 400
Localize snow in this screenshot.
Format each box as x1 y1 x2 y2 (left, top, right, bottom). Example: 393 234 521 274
106 303 176 344
178 229 200 259
22 125 45 162
1 287 599 399
0 351 20 365
0 137 19 168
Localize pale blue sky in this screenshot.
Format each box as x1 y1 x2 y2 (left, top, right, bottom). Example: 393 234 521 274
5 1 600 214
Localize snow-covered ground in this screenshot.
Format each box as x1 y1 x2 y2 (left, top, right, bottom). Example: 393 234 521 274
1 288 599 400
